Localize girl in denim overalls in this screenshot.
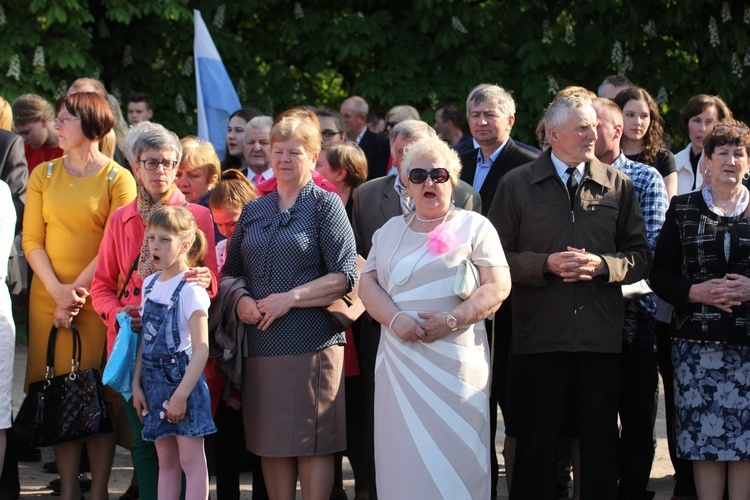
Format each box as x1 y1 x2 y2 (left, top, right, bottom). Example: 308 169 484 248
132 206 216 500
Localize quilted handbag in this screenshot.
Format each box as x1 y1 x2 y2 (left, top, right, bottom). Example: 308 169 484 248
15 323 113 448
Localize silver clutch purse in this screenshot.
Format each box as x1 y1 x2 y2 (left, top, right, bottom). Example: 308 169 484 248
454 259 480 300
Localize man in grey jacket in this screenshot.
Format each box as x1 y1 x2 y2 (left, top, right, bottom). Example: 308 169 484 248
489 93 651 499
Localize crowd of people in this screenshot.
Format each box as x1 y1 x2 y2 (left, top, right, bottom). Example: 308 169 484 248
0 71 748 500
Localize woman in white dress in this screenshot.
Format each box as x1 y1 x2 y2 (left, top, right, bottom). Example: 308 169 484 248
360 136 511 499
0 180 15 474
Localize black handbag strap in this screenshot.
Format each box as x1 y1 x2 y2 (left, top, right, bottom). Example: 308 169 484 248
118 254 140 301
45 323 82 380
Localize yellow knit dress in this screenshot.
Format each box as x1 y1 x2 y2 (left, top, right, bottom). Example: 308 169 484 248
22 157 136 389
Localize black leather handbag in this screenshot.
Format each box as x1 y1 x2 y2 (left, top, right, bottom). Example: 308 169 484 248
15 323 113 448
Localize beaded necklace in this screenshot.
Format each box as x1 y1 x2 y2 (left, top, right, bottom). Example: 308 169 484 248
387 204 455 286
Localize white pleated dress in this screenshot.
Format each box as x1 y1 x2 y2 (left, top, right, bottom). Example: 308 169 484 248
0 181 16 429
363 209 506 500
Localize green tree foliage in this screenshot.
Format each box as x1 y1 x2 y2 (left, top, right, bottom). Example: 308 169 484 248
1 0 747 147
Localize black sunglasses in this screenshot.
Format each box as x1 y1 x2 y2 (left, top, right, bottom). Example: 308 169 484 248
408 168 451 184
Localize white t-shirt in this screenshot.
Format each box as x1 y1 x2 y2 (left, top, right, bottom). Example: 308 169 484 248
140 271 211 352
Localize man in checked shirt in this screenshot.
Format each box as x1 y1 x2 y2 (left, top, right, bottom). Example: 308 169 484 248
593 97 668 500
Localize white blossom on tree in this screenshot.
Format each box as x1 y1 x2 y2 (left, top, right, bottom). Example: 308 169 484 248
564 24 575 46
123 45 133 67
451 16 468 34
542 20 552 45
732 53 742 78
656 87 668 105
99 19 110 38
181 56 193 77
175 94 187 114
708 17 720 47
643 20 657 38
32 46 45 69
721 2 732 23
6 54 20 81
214 5 225 29
547 75 559 96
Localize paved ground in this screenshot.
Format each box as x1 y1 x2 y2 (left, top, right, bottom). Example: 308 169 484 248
13 345 680 499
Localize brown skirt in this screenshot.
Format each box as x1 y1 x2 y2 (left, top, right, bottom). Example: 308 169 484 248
242 345 346 457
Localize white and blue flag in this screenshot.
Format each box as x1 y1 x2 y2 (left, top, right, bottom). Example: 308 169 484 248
194 9 241 160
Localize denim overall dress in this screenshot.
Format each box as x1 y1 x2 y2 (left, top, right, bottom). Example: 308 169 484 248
140 273 216 441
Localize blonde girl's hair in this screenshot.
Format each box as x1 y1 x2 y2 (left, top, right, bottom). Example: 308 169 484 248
0 97 13 131
146 206 207 267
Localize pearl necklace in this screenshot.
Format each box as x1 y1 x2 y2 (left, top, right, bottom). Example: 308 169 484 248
387 204 455 286
416 203 455 223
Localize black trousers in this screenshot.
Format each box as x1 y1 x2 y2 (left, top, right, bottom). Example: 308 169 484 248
511 351 620 500
617 307 658 499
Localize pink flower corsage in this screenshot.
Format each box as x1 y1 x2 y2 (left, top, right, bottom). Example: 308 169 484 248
426 222 457 255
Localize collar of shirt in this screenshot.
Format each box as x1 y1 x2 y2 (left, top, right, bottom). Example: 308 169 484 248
394 173 407 197
355 127 367 145
393 174 414 212
611 151 631 172
703 184 750 217
472 139 507 192
246 167 274 182
551 151 584 183
475 138 508 165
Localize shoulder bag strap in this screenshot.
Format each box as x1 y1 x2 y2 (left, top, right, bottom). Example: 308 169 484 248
118 255 141 301
314 192 326 275
70 322 82 373
44 325 58 379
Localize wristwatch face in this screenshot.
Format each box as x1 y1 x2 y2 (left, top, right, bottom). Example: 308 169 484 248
446 314 458 330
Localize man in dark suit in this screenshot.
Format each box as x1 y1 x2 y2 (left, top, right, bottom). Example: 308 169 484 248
459 84 538 215
340 96 390 180
457 83 537 498
352 120 481 499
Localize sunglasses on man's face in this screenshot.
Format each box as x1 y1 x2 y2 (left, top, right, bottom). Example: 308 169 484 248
407 168 451 184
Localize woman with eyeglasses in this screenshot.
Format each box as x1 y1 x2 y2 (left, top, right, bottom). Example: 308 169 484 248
359 135 510 498
91 126 218 499
22 92 137 500
651 120 750 500
221 108 357 500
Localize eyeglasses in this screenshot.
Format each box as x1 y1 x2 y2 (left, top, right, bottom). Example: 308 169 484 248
139 159 179 171
55 115 80 126
385 121 399 130
408 168 451 184
714 124 750 135
321 129 344 140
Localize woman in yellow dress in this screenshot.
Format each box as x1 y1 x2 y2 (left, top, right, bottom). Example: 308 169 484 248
22 91 136 500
